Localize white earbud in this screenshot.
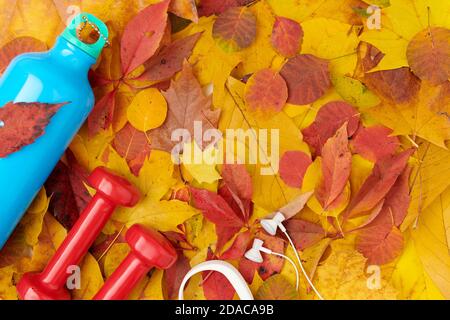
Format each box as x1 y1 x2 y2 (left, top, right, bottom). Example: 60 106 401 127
245 239 299 290
259 212 325 300
244 239 272 263
178 260 254 300
260 212 286 235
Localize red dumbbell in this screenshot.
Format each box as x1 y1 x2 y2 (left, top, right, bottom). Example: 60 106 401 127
93 224 177 300
17 167 140 300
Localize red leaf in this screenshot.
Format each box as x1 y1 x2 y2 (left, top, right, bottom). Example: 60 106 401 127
0 37 47 74
220 231 252 260
280 54 331 105
112 122 151 176
356 224 404 265
383 166 411 227
212 6 257 52
216 224 242 252
190 187 244 228
279 151 312 188
364 67 421 104
316 124 352 210
138 32 202 82
221 164 253 201
256 232 285 281
163 251 190 300
45 150 91 230
121 0 170 75
88 89 117 137
0 101 66 157
218 184 251 223
345 149 415 219
203 248 236 300
285 219 325 251
198 0 253 17
244 69 288 114
302 101 360 156
238 256 259 284
271 17 303 58
351 126 400 162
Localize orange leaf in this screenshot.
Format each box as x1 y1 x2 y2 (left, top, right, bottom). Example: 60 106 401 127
0 37 46 74
407 27 450 85
244 69 288 114
212 6 257 52
279 151 312 188
280 54 331 105
271 17 303 58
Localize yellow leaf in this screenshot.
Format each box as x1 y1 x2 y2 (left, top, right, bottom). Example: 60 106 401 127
411 188 450 299
315 239 398 299
72 254 104 300
140 269 164 300
256 274 299 300
390 236 445 299
402 141 450 229
0 266 17 300
331 75 381 108
127 88 168 132
103 243 130 278
181 142 221 184
301 17 360 76
120 199 199 232
360 0 450 72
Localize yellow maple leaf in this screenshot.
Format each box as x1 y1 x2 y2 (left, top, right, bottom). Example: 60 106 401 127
72 253 104 300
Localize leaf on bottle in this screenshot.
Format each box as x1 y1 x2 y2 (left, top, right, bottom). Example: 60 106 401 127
302 101 360 156
0 101 67 158
212 6 257 53
280 54 331 105
121 0 171 75
271 17 303 58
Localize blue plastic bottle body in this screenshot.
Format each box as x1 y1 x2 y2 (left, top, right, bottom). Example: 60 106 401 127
0 37 95 248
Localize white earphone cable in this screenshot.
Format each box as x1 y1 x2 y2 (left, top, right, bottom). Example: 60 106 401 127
283 230 325 300
271 252 299 291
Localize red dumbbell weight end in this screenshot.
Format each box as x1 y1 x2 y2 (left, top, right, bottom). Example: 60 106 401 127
17 167 140 300
94 225 177 300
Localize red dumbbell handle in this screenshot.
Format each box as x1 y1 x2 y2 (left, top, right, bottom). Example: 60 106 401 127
93 252 151 300
39 194 116 288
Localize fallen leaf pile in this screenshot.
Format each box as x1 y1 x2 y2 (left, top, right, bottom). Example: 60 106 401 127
0 0 450 300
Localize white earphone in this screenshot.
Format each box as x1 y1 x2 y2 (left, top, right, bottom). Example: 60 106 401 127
245 239 299 290
250 211 325 300
178 260 254 300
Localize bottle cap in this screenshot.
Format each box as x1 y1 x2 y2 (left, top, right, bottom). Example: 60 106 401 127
61 13 109 60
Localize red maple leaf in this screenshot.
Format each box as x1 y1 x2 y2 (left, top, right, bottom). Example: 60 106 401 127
0 101 67 158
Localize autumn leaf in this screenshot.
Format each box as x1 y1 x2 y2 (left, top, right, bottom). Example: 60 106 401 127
112 122 151 176
285 219 325 251
127 88 168 132
255 274 298 300
351 126 400 162
0 101 67 157
137 32 202 82
149 62 220 152
302 101 360 156
202 248 236 300
279 151 312 188
345 148 415 219
163 251 190 300
316 124 352 210
280 54 331 105
0 37 46 74
45 150 91 229
88 88 117 137
121 0 170 75
244 68 288 115
169 0 198 22
198 0 254 17
212 6 257 53
271 17 303 58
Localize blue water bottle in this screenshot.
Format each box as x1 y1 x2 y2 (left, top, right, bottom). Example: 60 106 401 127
0 14 109 248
